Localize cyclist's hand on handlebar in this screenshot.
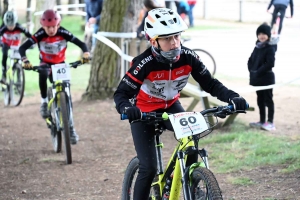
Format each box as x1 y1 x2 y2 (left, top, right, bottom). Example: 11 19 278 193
82 52 91 64
122 106 142 123
22 59 32 69
229 96 248 111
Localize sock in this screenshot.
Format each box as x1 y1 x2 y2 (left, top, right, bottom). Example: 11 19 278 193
41 98 48 104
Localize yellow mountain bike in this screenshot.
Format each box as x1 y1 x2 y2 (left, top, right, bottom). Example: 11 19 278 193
121 105 246 200
27 60 84 164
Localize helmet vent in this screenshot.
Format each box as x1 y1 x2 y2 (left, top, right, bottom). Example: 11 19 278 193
146 22 153 28
160 21 167 26
168 11 173 15
155 14 161 19
173 18 177 23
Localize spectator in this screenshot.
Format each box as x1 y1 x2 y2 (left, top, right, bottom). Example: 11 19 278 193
267 0 294 35
187 0 197 27
85 0 104 50
175 0 190 20
248 23 277 131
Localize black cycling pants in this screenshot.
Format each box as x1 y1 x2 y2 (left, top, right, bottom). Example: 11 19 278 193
130 101 198 200
2 43 9 71
271 5 286 35
256 89 274 123
39 65 53 98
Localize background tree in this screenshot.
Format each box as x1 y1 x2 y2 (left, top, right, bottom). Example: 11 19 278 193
68 0 76 11
2 0 8 19
26 0 32 31
82 0 143 101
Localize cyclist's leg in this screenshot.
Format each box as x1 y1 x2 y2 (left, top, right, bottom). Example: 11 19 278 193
1 44 9 81
130 121 157 200
39 65 50 118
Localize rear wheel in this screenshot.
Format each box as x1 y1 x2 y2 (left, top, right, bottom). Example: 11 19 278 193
121 157 161 200
59 92 72 164
10 63 25 106
47 87 62 153
190 167 223 200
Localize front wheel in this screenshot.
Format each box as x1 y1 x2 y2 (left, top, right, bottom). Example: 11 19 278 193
190 167 223 200
10 63 25 106
121 157 161 200
59 92 72 164
192 49 216 76
2 82 10 106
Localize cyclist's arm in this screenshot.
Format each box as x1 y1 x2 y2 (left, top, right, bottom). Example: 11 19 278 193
19 28 43 60
256 47 275 76
114 58 144 114
267 0 274 10
16 23 32 38
190 55 239 102
60 27 89 53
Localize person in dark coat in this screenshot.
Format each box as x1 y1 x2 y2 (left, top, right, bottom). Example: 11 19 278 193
248 23 277 131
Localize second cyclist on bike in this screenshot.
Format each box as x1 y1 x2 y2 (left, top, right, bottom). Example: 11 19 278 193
19 9 90 145
0 11 32 84
114 8 248 200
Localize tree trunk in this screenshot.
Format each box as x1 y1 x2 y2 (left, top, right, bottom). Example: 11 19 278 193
2 0 8 19
82 0 143 101
34 0 56 32
26 0 32 31
68 0 76 11
56 0 62 11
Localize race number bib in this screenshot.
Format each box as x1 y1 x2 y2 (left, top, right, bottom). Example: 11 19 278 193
51 63 71 81
168 112 209 139
10 46 21 59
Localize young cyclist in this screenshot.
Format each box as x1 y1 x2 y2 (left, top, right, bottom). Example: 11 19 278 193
19 9 90 145
114 8 248 199
0 11 32 83
248 23 277 131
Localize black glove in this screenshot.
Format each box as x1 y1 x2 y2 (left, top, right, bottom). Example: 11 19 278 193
229 96 248 111
123 106 142 123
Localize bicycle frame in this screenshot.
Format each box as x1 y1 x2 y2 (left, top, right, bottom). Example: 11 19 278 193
152 131 208 199
46 80 73 132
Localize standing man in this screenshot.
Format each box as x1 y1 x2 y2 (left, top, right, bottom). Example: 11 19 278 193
267 0 293 35
85 0 103 51
187 0 197 27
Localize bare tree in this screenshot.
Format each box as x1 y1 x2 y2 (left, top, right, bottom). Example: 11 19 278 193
26 0 32 31
68 0 76 11
82 0 143 101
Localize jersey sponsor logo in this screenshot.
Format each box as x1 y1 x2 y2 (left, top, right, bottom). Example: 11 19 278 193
154 73 164 79
176 69 184 75
133 55 153 75
122 77 137 89
40 40 67 55
181 49 199 60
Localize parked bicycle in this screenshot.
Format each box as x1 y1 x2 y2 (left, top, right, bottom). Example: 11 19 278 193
26 60 85 164
1 45 25 106
121 105 247 200
181 37 216 76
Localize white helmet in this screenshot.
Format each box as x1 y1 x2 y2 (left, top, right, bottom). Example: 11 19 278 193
144 8 188 40
143 0 165 9
3 11 18 27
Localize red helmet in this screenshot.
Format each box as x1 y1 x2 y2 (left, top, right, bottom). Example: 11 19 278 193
40 9 61 26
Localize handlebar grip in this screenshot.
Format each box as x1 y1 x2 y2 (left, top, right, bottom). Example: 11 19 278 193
121 113 147 120
227 103 249 111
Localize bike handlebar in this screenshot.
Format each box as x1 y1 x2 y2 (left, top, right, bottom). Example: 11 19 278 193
25 60 84 72
120 104 249 120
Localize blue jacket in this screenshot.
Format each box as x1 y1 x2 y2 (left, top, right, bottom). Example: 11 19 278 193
85 0 104 24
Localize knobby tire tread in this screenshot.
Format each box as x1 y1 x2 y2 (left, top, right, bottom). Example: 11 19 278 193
11 63 25 106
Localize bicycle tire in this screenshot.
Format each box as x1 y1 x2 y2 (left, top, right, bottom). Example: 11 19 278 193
47 87 62 153
10 62 25 106
121 157 161 200
192 49 216 76
190 167 223 200
59 92 72 164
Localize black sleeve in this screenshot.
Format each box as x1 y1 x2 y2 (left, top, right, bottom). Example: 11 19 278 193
59 27 89 52
290 0 294 16
267 0 274 10
0 24 6 36
189 54 239 103
16 23 32 38
19 37 36 59
114 57 146 114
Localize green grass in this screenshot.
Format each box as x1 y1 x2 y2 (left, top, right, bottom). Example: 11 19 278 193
200 121 300 173
1 15 88 97
187 24 235 32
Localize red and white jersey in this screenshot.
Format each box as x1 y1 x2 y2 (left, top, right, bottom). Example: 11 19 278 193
30 27 75 63
0 23 31 46
114 46 239 113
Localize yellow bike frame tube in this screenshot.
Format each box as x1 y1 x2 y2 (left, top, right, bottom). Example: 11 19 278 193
166 137 195 199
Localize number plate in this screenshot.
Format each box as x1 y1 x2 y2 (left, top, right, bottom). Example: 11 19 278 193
51 63 71 81
10 46 21 59
168 112 209 139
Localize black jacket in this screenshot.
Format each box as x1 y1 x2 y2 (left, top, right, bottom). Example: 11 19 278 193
248 42 276 86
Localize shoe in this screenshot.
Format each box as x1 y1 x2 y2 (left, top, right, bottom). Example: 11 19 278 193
249 122 263 129
70 127 79 145
40 102 50 119
261 122 276 131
